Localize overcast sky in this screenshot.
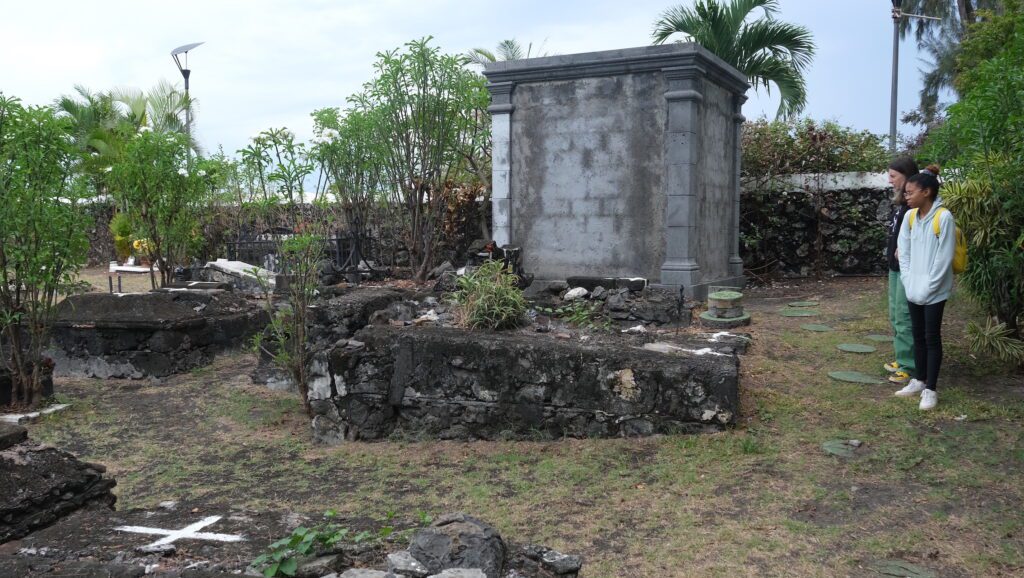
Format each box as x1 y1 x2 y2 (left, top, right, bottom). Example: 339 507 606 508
1 1 936 156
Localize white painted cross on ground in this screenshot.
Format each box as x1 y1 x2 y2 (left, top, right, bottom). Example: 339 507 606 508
115 516 244 551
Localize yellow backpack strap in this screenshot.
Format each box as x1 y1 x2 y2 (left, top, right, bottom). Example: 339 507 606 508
908 208 918 229
932 207 947 237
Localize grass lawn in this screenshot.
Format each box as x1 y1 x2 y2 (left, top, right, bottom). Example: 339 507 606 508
30 277 1024 577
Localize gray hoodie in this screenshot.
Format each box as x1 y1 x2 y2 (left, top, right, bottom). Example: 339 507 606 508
897 197 955 305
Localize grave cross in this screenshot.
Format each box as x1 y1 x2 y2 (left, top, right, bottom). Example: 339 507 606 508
115 515 244 551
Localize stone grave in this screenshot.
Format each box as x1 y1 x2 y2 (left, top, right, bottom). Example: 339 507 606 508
483 43 749 299
310 325 739 442
0 423 116 544
49 291 268 379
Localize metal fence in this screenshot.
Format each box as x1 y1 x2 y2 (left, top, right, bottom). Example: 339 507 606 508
225 230 379 274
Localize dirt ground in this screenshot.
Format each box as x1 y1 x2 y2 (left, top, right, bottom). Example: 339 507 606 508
15 277 1024 577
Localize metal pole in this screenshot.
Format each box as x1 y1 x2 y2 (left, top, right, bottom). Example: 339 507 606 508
183 69 192 154
890 7 900 154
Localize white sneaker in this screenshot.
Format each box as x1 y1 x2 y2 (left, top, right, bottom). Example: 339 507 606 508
919 389 938 410
895 378 927 397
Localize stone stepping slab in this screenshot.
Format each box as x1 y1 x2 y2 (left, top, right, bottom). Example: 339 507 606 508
778 308 818 317
822 439 863 458
837 343 877 354
800 323 835 332
788 301 820 308
868 560 936 578
828 371 882 384
865 334 895 343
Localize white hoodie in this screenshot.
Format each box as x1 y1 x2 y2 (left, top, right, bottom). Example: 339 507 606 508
897 197 955 305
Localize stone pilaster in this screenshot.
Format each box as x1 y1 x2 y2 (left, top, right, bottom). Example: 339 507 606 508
487 82 515 246
729 94 747 277
660 66 704 289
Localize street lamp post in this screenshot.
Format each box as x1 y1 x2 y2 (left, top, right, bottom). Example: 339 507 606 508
171 42 204 146
889 2 941 154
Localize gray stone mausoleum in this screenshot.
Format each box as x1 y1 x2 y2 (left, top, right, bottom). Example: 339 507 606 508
483 44 750 298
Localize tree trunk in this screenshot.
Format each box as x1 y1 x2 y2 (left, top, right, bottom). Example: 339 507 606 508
957 0 975 28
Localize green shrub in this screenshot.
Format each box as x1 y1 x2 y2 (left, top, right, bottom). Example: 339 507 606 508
109 212 133 261
452 260 527 330
741 118 888 178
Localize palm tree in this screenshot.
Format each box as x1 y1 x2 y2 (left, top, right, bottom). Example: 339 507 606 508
111 79 198 151
652 0 816 118
897 1 1002 119
55 85 125 189
465 39 549 66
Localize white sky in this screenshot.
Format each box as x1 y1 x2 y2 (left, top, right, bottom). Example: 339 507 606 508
1 0 936 156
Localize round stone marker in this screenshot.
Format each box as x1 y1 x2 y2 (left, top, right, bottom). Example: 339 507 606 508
800 323 834 332
699 311 751 328
788 301 820 308
707 290 743 300
865 334 895 343
778 308 818 317
837 343 877 353
828 370 882 384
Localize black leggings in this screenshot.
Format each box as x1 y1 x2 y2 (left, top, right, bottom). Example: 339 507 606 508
907 300 946 391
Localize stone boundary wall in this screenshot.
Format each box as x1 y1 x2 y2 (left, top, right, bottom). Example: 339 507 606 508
740 171 893 278
310 325 739 442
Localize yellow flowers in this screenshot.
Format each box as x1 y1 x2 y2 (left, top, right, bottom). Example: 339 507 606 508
132 238 153 255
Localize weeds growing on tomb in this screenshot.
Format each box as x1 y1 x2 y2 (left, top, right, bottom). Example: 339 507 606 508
451 260 528 330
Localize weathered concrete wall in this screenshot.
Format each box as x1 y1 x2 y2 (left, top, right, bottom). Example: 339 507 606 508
698 81 735 283
485 44 749 298
310 325 739 442
509 75 666 280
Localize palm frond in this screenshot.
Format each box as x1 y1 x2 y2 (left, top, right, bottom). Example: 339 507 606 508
742 54 807 118
466 48 497 65
736 18 816 73
496 39 525 61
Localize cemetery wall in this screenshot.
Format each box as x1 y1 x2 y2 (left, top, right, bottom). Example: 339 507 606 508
739 172 892 278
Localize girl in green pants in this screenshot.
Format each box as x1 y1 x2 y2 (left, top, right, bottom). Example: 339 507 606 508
885 157 918 384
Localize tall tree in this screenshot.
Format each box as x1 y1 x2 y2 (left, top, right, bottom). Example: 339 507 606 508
898 0 1004 122
652 0 816 118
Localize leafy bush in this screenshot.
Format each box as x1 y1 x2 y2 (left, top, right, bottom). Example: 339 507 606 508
109 212 133 261
741 118 888 178
452 259 528 330
0 95 91 407
926 7 1024 357
109 131 208 286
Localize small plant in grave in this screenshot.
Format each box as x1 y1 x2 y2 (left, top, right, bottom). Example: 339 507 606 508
249 510 404 577
452 259 528 330
537 300 613 331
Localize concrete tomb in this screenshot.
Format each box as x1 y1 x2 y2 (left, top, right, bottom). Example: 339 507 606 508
483 44 749 299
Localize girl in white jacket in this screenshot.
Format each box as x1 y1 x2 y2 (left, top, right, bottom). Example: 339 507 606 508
894 166 955 410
